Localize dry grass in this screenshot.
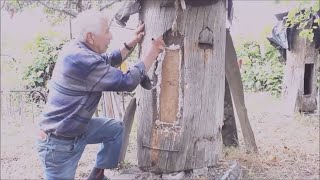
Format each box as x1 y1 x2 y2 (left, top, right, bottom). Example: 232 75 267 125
224 92 320 180
1 92 319 179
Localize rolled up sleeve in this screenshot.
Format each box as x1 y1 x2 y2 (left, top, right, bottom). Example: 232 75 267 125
103 50 123 67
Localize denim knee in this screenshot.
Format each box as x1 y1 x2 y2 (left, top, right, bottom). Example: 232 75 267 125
107 119 124 141
114 120 124 138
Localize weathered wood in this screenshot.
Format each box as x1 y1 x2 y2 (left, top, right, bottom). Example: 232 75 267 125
103 92 124 118
225 30 258 153
119 98 137 162
222 77 238 147
137 0 226 173
296 93 317 113
102 91 135 163
282 26 319 114
160 49 180 123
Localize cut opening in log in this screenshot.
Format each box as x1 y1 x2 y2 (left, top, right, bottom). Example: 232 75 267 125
160 49 180 124
304 63 314 95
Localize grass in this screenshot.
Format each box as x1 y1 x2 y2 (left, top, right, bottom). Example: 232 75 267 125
1 92 319 179
224 92 320 179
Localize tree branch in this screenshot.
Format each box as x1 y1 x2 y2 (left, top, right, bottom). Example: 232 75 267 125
1 1 6 9
16 0 22 10
76 0 83 12
99 0 122 11
36 0 77 17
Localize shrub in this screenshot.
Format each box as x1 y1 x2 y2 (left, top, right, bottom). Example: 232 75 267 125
23 33 67 89
236 41 285 96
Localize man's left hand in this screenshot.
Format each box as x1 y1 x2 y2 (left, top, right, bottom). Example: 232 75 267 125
128 21 145 47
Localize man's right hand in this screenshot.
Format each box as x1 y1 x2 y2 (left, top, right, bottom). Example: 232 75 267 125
143 36 165 71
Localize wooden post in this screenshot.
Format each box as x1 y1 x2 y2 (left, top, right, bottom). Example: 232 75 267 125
137 0 226 173
225 30 258 153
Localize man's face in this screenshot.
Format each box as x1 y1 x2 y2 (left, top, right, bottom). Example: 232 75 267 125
92 20 113 54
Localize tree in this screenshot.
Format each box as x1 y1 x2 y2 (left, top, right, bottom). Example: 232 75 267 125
1 0 122 22
285 0 320 43
136 0 226 173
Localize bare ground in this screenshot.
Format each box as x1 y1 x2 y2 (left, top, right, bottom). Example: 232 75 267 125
1 92 319 179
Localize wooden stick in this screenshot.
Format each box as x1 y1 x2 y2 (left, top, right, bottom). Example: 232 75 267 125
225 30 258 153
119 97 137 162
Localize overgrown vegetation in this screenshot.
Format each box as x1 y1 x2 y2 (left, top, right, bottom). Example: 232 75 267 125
23 33 67 89
285 0 320 42
236 41 284 96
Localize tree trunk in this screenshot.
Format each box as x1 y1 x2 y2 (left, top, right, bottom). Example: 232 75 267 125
282 27 319 114
137 0 226 173
222 78 238 147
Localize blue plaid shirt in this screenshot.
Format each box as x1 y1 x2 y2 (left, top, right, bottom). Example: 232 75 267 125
38 40 146 137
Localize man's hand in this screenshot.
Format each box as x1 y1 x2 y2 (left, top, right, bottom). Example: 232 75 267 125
127 21 145 48
151 36 165 54
120 21 145 62
142 35 165 71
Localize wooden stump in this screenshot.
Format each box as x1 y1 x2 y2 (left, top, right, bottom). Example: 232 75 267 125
282 26 319 114
137 0 226 173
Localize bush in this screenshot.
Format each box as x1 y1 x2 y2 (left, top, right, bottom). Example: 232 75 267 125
236 41 285 96
23 33 67 89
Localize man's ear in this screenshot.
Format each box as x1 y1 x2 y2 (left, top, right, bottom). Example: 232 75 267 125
86 32 94 44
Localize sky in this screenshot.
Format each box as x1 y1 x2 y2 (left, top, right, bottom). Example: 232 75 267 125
0 0 309 90
230 0 306 41
1 0 306 54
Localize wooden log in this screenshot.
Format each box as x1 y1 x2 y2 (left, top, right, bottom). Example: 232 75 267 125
282 25 319 113
137 0 226 173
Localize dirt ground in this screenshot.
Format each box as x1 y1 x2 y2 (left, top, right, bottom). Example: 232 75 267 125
1 92 319 179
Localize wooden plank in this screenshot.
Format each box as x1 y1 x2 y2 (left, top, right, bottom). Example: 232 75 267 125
222 77 238 147
225 30 258 153
119 98 137 162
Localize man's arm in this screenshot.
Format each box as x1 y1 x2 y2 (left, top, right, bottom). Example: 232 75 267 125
87 36 165 92
120 22 145 62
106 23 145 68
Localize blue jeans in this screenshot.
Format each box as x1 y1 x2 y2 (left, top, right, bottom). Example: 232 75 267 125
36 118 124 180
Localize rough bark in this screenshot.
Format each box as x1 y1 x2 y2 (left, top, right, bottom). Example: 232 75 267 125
225 30 258 153
282 27 319 114
137 0 226 173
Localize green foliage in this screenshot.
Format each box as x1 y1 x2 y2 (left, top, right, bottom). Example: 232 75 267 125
236 41 284 96
2 0 120 25
23 33 67 89
285 1 320 42
1 0 36 13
